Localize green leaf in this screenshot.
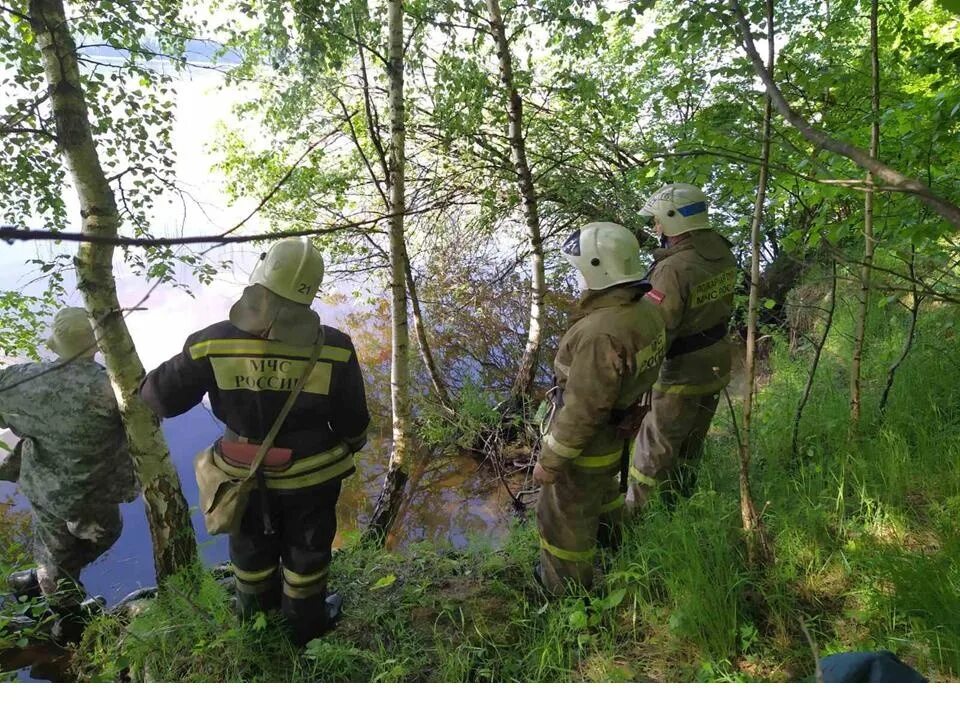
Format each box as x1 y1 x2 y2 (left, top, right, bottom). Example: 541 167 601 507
602 588 627 609
371 573 396 590
568 609 588 629
252 612 268 631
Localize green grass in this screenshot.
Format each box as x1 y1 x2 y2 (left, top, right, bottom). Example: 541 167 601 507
65 296 960 682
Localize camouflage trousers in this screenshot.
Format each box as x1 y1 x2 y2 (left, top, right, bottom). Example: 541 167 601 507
32 501 123 603
536 469 625 595
630 390 721 505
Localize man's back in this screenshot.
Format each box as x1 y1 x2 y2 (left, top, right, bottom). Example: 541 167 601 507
0 360 136 516
648 228 737 391
141 319 370 460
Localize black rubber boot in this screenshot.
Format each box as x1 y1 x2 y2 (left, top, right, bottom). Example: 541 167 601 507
50 612 87 646
7 568 42 599
678 469 698 500
596 521 622 553
325 591 343 628
532 563 548 595
49 597 103 646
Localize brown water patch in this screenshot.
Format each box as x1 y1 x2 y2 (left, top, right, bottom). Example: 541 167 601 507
335 438 518 551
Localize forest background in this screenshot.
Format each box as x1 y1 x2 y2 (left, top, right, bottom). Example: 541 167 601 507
1 0 959 682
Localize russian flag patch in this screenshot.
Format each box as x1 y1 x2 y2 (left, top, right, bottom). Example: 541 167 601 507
646 289 665 305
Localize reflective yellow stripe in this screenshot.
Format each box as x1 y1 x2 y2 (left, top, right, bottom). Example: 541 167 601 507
234 565 277 583
545 434 582 459
539 534 596 563
266 453 355 490
599 495 625 513
283 580 328 600
282 444 349 474
189 338 351 363
653 376 729 396
212 444 354 490
344 424 370 446
236 576 277 595
629 466 657 487
214 443 349 477
572 448 622 468
690 268 737 308
282 566 328 587
210 357 332 395
634 328 666 376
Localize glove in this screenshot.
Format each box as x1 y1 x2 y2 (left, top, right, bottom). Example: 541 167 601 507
533 462 564 486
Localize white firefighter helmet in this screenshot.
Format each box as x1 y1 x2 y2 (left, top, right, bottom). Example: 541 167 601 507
640 183 711 236
561 222 647 291
46 307 97 359
248 238 324 305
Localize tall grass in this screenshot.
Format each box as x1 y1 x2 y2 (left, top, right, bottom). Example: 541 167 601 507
73 295 960 681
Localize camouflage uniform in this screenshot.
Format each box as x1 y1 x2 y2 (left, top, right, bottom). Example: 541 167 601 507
537 285 665 593
630 228 737 503
0 359 138 600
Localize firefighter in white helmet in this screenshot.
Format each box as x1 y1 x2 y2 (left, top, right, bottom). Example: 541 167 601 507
628 183 737 510
533 222 666 595
141 238 370 643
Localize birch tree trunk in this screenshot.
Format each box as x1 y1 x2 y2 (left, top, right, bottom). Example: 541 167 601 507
730 0 960 228
850 0 880 427
405 258 454 414
737 0 775 570
486 0 545 404
366 0 410 544
29 0 196 579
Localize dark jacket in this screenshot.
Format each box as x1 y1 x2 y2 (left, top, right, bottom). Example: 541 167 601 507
141 320 370 489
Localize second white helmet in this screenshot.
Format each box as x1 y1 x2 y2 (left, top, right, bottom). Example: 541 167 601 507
46 307 97 359
640 183 711 236
249 238 324 305
562 222 648 291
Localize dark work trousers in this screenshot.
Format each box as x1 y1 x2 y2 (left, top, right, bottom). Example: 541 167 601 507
229 478 342 645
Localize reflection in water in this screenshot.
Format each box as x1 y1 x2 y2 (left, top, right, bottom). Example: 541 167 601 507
338 439 514 552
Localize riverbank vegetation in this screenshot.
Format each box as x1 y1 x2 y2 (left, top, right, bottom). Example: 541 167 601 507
2 0 959 682
74 298 960 681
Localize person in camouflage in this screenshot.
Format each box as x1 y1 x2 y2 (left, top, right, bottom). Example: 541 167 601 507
628 184 738 510
0 307 138 605
533 223 666 595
